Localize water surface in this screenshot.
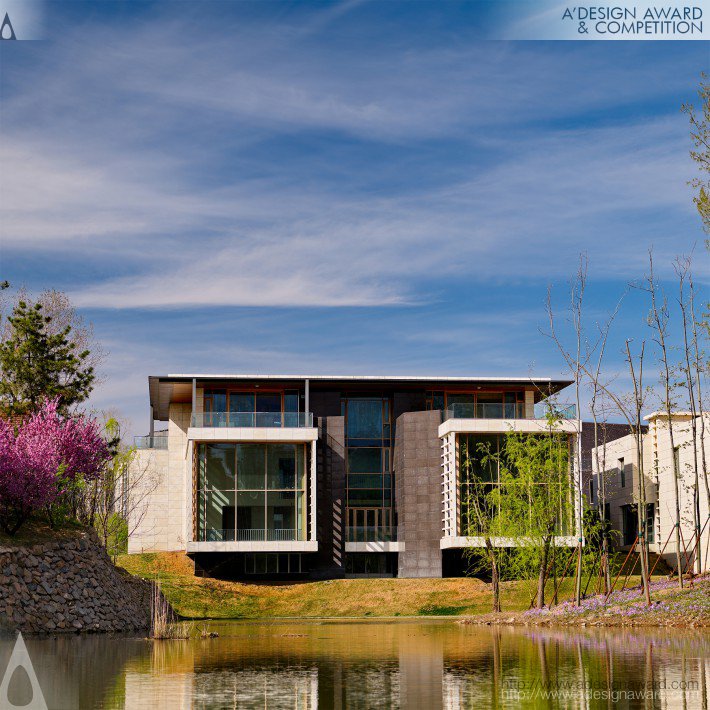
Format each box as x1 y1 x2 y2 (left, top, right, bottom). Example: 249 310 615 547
1 620 708 708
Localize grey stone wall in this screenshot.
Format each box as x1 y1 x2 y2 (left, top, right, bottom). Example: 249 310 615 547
315 416 346 577
0 530 153 634
394 410 443 578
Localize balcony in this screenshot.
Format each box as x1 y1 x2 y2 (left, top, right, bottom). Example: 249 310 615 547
200 528 306 542
439 402 578 438
442 402 576 421
346 526 397 543
190 412 314 428
344 526 400 552
134 435 168 450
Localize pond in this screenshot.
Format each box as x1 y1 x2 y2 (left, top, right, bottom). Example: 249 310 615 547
1 620 708 708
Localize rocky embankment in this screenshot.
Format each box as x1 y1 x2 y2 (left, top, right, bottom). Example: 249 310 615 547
0 530 154 634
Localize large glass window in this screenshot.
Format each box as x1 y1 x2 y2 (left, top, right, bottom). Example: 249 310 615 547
196 443 307 542
203 389 304 427
343 397 393 542
427 390 525 419
459 433 572 537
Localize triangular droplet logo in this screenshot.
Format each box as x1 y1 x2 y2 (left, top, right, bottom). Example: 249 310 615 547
0 13 17 40
0 633 48 709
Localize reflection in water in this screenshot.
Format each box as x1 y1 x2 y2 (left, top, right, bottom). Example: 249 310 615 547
0 622 708 708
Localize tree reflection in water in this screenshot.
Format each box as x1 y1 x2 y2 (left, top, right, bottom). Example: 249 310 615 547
0 622 708 708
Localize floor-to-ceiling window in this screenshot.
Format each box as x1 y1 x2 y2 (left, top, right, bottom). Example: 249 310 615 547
342 397 394 542
426 391 525 419
196 442 307 541
203 389 302 427
458 433 573 537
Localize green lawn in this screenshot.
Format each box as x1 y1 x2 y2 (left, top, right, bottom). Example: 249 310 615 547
117 551 632 620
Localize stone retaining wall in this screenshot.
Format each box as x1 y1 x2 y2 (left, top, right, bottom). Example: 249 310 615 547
0 530 153 634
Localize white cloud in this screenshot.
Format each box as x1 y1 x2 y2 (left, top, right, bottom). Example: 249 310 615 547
0 10 705 313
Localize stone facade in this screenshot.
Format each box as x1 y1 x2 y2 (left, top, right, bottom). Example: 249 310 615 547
0 530 153 634
395 410 443 578
128 402 190 553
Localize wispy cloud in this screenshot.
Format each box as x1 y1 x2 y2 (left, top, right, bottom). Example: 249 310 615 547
0 3 706 431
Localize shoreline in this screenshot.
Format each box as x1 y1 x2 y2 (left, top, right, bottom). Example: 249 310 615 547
460 575 710 629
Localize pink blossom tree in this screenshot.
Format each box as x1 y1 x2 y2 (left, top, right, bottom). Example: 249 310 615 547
0 400 111 535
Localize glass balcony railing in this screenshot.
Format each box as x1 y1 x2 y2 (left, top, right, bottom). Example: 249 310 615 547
346 526 398 543
134 435 169 449
443 402 576 421
201 528 306 542
191 412 314 428
443 403 525 420
534 402 577 420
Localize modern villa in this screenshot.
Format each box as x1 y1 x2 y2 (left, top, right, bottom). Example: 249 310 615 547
128 374 580 579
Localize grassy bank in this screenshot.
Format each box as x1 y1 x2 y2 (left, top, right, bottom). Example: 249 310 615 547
118 552 640 620
464 575 710 627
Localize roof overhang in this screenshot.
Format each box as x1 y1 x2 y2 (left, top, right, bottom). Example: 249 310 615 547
148 374 574 421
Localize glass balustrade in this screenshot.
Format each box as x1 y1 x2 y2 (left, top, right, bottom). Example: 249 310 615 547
134 435 169 449
443 402 576 421
191 412 314 428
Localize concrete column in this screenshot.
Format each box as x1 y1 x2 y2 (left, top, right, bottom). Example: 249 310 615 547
191 378 197 425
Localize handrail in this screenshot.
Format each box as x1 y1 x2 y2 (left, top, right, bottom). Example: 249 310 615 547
202 528 305 542
191 412 314 428
346 526 398 542
443 402 576 421
134 435 168 449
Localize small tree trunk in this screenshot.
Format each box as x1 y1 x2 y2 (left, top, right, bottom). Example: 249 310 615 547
537 540 549 608
490 552 501 613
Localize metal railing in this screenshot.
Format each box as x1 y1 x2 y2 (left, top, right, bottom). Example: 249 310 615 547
443 402 576 421
134 435 169 450
202 528 305 542
346 526 397 543
191 412 313 428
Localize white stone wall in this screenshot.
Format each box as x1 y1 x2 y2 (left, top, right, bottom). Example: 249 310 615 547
592 414 710 570
647 413 710 572
127 403 190 553
591 433 657 550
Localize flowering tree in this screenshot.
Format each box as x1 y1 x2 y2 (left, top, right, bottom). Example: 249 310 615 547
0 400 110 535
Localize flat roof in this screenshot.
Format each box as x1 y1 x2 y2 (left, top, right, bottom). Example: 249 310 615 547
148 373 573 421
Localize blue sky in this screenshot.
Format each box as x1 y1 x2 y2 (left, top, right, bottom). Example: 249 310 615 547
0 1 708 435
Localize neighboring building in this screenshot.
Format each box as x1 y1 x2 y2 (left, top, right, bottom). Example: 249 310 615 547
591 412 710 572
128 374 579 579
580 421 645 508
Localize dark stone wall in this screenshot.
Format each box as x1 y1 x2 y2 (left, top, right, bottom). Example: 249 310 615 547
314 415 346 577
310 391 341 418
393 391 427 421
394 410 443 578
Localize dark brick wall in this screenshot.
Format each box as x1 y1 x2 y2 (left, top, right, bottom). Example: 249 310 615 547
315 416 346 577
394 410 443 578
